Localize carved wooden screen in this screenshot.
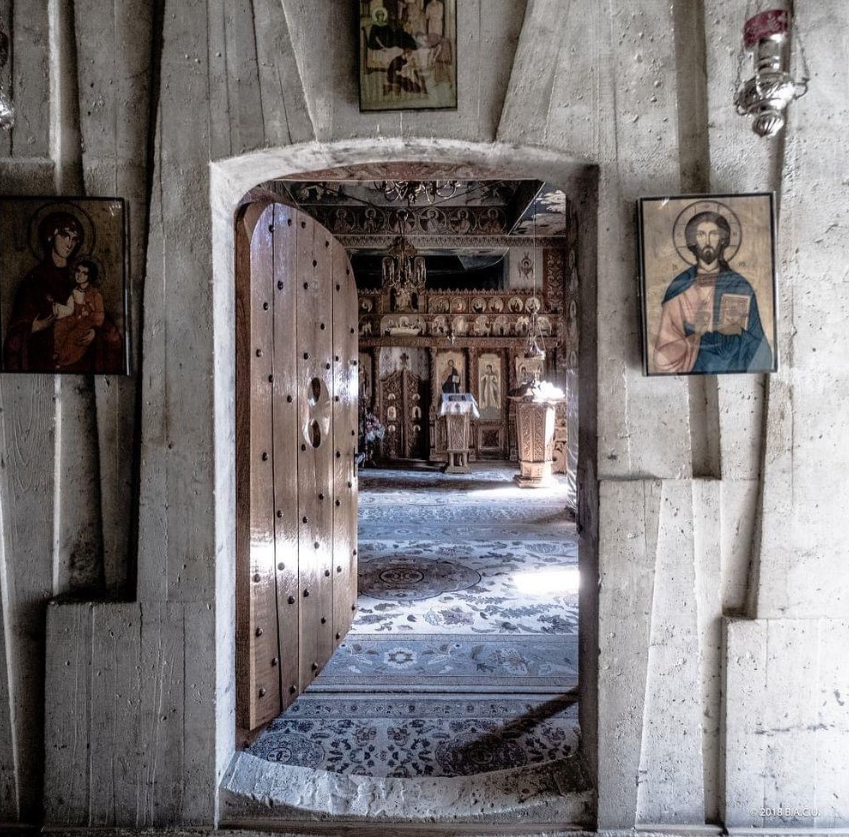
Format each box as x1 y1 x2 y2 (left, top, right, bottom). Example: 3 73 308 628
236 203 358 732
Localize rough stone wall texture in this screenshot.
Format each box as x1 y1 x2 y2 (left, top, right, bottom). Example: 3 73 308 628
0 0 844 830
724 618 849 830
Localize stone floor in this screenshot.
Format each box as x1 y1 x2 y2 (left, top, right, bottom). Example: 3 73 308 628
248 461 580 777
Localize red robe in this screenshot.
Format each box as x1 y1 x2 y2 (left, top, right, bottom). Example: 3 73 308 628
4 259 71 371
4 258 124 373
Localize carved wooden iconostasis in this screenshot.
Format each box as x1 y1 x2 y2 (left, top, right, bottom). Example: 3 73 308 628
357 246 570 463
276 178 581 468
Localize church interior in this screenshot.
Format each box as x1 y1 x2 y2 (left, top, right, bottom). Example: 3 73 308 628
0 1 847 835
279 174 578 468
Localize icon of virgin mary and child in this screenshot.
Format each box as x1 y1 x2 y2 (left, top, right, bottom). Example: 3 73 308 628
3 209 124 373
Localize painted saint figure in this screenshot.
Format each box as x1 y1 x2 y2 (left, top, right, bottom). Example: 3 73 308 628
367 6 416 51
425 0 444 36
403 0 427 36
3 212 84 370
51 260 106 368
386 49 426 95
441 358 461 393
653 211 773 374
3 209 123 373
480 363 500 411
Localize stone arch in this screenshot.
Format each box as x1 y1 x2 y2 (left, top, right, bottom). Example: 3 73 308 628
211 138 599 825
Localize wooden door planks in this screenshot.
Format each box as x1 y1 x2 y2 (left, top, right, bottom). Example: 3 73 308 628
237 204 360 730
248 208 284 726
332 251 359 644
235 203 254 730
271 204 301 710
236 204 283 730
295 215 335 688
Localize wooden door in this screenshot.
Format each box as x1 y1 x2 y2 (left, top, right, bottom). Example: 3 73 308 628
236 202 358 732
380 368 429 460
404 370 429 459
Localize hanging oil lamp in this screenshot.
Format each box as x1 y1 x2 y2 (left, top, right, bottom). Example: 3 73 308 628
734 9 809 138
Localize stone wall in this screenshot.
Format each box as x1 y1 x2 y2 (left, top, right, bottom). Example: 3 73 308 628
0 0 846 830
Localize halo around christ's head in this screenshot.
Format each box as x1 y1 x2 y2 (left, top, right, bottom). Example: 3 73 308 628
672 199 742 266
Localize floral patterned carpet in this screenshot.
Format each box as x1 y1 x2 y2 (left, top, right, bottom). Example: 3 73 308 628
313 634 579 692
250 461 580 777
248 693 579 778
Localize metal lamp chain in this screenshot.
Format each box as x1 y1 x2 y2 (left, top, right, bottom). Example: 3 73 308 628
733 0 756 101
733 34 746 101
792 10 811 93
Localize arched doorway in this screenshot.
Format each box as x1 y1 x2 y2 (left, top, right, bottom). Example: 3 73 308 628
211 141 599 826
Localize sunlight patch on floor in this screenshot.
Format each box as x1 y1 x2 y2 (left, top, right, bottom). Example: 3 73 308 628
513 566 580 595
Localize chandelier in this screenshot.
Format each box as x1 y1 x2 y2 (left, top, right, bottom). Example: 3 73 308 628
382 235 426 312
523 318 546 361
376 180 459 205
523 211 545 363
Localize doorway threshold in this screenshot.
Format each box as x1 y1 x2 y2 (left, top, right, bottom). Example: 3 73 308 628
219 750 593 828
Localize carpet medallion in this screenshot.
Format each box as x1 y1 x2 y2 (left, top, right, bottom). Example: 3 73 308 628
360 555 482 601
354 537 578 635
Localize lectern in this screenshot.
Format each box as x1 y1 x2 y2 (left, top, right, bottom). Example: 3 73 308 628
438 393 480 474
509 379 566 488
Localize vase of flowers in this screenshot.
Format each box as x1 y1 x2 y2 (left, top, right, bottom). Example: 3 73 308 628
361 411 386 467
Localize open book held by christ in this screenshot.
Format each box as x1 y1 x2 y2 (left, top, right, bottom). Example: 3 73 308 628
719 293 751 332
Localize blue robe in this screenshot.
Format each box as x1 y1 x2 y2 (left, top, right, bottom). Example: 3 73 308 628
660 266 773 374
